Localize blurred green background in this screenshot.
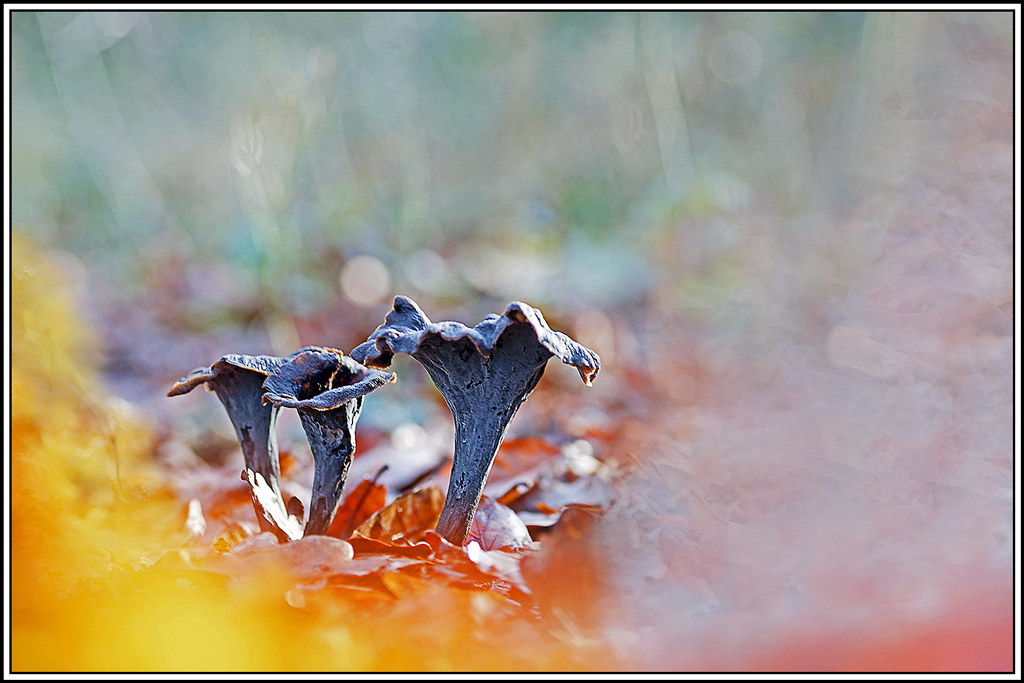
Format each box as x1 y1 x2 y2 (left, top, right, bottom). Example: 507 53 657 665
10 8 1014 457
12 11 874 338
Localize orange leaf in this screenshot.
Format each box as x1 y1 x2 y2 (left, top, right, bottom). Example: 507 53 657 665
492 436 561 478
466 495 533 551
496 482 530 507
347 536 436 558
535 501 559 515
205 480 257 521
351 486 445 545
328 477 388 539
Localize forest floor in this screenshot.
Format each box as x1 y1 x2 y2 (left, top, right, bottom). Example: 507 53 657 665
9 13 1017 674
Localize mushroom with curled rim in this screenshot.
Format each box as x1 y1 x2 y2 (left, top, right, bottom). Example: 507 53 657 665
262 348 396 536
351 296 600 545
168 348 319 534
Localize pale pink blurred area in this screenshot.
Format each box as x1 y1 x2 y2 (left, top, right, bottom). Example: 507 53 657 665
585 12 1015 671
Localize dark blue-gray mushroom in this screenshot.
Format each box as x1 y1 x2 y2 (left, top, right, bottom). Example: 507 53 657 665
351 296 600 545
262 348 396 537
168 349 316 533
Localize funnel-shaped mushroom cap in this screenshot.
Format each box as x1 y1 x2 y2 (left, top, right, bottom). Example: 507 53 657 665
351 296 600 544
168 349 319 534
263 349 396 537
351 296 601 385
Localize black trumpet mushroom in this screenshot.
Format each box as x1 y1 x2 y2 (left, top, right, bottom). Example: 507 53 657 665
262 348 396 536
352 296 600 545
168 350 314 534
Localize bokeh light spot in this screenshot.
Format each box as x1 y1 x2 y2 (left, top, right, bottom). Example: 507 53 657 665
340 254 391 306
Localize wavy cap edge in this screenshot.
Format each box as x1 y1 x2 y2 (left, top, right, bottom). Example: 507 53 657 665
262 349 396 410
351 297 601 385
167 347 329 397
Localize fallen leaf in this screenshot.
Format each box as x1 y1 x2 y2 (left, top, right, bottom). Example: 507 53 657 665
535 501 559 515
492 436 562 477
206 535 356 579
328 475 388 539
466 495 533 551
347 536 436 559
286 495 305 522
517 503 607 530
201 479 257 521
345 423 453 494
243 469 303 542
521 504 609 627
496 483 531 507
380 572 436 600
513 511 560 528
230 531 281 553
260 535 355 574
509 473 616 520
351 487 445 545
278 448 300 477
482 436 562 501
465 541 531 594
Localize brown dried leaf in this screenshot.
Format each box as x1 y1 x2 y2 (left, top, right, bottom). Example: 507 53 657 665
520 504 608 625
204 480 258 521
515 502 608 529
483 436 562 500
465 543 530 592
347 536 436 559
327 476 388 539
278 448 300 477
345 423 452 494
204 535 357 580
351 487 445 545
496 483 530 507
508 473 616 521
230 531 281 553
261 535 355 575
466 495 533 551
243 469 303 542
494 436 561 474
286 495 305 521
407 530 534 605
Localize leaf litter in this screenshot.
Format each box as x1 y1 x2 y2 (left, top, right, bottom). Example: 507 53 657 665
138 399 623 632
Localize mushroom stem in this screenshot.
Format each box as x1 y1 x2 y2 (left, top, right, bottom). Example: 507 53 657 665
298 398 361 536
413 329 547 545
436 409 521 544
208 370 282 499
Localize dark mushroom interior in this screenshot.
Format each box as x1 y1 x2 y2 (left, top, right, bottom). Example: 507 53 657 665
263 349 396 536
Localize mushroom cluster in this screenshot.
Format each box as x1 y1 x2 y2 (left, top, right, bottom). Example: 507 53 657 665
169 297 599 545
168 346 395 539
